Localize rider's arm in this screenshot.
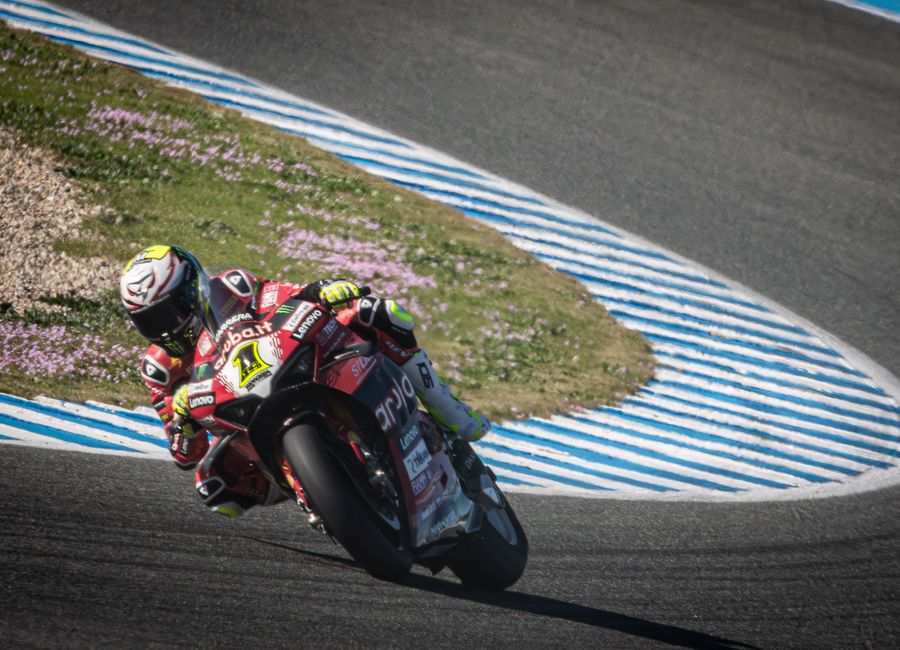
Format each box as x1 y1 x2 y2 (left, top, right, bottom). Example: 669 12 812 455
140 345 209 470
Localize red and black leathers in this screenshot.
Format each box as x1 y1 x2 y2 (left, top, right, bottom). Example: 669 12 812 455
140 268 420 513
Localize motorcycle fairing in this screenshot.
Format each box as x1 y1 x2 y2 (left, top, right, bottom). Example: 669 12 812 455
187 291 477 550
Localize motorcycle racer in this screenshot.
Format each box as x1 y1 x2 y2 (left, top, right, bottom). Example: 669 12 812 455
120 244 491 517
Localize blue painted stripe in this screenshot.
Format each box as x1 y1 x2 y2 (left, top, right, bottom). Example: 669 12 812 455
501 421 792 488
606 298 840 358
564 410 878 477
651 379 900 443
482 436 740 492
658 364 900 428
188 92 414 149
589 405 882 473
631 390 900 458
81 401 162 427
615 313 861 377
193 93 417 149
4 0 71 19
603 296 827 353
390 181 621 239
0 393 166 447
654 350 898 414
850 0 900 14
643 332 879 393
300 132 485 180
143 74 336 119
458 205 674 263
479 439 678 491
0 411 139 452
38 33 257 87
508 231 731 291
550 261 785 315
475 456 610 492
339 155 547 208
0 7 171 55
580 276 805 335
0 432 14 441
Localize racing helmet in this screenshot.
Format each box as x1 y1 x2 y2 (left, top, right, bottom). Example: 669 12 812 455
120 245 209 357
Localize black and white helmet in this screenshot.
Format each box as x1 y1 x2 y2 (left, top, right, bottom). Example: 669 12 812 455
120 245 209 357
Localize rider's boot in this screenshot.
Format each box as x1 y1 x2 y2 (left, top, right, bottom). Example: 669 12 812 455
401 349 491 442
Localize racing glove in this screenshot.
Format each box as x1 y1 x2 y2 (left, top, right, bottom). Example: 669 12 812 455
318 280 361 311
171 383 198 439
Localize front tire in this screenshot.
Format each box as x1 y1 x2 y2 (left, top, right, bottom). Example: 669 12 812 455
281 423 412 581
447 496 528 590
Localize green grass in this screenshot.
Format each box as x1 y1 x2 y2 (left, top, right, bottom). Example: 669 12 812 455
0 22 654 419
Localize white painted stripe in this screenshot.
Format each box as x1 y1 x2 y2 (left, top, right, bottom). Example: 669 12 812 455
618 320 860 380
474 445 659 493
35 396 166 440
551 410 872 477
649 341 896 407
652 368 899 433
504 226 704 279
598 298 838 363
597 292 819 349
0 402 166 456
85 400 160 420
654 356 898 420
485 433 738 492
826 1 900 24
0 423 163 458
633 389 900 458
498 420 803 488
490 424 752 490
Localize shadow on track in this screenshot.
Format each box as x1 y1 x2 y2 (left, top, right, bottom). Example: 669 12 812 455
245 536 757 650
402 573 759 650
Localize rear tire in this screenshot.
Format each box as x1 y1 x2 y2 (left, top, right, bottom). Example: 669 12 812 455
281 423 412 581
447 498 528 590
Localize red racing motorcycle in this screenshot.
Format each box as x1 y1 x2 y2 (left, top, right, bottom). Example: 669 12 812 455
185 276 528 589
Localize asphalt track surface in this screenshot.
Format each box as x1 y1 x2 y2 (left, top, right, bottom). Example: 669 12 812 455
6 1 900 647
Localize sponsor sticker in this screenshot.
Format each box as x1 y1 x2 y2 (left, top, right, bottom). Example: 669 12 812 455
398 424 420 452
188 393 215 409
232 341 271 388
290 308 326 342
188 379 213 394
402 439 431 480
213 321 274 370
260 284 279 309
282 304 315 332
410 466 432 496
214 313 252 343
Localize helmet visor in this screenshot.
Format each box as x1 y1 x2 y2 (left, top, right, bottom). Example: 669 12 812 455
129 294 194 342
128 262 199 344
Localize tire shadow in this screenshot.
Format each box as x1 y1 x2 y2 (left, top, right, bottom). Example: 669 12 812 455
246 536 757 650
401 572 760 650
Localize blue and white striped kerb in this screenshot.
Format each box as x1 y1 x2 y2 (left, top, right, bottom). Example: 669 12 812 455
2 0 899 501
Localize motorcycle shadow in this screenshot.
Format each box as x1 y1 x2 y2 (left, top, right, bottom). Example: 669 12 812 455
245 536 757 650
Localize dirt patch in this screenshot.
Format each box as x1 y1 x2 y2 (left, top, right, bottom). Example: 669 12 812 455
0 125 118 312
